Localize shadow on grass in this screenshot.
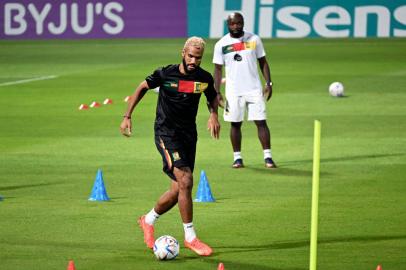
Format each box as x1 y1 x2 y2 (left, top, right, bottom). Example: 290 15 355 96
237 152 405 179
6 235 405 270
0 181 64 191
281 153 406 166
213 234 406 255
193 257 302 270
176 252 299 270
105 196 127 202
245 166 312 177
107 252 296 270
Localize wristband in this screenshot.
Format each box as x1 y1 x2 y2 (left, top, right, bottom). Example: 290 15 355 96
123 115 131 119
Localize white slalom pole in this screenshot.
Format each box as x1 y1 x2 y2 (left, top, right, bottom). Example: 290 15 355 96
310 120 321 270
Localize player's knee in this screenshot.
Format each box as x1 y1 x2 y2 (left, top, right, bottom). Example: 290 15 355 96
173 167 193 192
178 175 193 192
231 122 242 128
254 120 268 128
169 189 179 199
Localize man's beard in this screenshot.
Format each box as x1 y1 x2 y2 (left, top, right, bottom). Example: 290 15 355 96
182 58 197 74
229 28 244 38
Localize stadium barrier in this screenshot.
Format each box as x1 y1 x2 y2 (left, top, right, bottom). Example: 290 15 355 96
1 0 405 39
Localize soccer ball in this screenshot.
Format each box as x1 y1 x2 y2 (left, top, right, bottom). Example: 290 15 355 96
328 82 344 97
153 235 179 260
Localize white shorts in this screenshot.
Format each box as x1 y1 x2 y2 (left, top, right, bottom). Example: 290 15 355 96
223 93 267 122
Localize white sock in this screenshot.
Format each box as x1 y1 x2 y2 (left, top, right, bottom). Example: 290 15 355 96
264 149 272 159
145 208 160 225
183 222 197 242
233 152 242 161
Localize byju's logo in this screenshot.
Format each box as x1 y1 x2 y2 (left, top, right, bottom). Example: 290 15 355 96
3 2 124 36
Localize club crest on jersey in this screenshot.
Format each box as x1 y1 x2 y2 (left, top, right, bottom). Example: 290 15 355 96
172 151 181 161
194 82 208 93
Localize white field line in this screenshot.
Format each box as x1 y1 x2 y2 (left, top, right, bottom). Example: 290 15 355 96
0 75 58 87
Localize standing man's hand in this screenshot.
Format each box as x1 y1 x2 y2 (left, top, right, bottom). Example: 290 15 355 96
263 84 273 101
207 113 221 139
258 56 273 101
120 117 132 137
217 92 225 108
213 64 225 108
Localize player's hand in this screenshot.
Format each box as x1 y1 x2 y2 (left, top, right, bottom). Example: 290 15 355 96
120 118 132 137
207 113 220 139
263 85 273 101
217 92 225 108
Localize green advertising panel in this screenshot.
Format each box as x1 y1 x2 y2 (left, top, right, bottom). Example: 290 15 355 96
188 0 406 38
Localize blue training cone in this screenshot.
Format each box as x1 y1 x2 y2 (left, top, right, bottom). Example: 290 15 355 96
194 170 215 202
88 169 110 201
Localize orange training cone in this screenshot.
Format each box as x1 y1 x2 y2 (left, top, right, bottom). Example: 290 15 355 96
78 104 89 110
103 98 113 105
217 262 224 270
67 260 76 270
90 101 101 108
376 265 382 270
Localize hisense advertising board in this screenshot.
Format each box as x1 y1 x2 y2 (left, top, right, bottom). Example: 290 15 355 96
188 0 406 38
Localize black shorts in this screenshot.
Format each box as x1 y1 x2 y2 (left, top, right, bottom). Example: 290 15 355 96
155 134 197 180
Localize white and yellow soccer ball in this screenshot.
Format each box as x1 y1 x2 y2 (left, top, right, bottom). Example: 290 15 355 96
328 82 344 97
153 235 179 260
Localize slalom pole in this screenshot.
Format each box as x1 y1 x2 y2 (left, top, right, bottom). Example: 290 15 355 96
310 120 321 270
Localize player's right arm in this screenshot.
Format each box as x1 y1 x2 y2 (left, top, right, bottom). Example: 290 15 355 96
213 64 225 108
213 41 225 108
120 80 149 137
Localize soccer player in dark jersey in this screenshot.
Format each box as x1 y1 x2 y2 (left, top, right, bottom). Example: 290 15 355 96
120 37 220 256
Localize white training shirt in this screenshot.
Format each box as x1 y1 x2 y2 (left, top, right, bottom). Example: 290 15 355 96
213 32 266 97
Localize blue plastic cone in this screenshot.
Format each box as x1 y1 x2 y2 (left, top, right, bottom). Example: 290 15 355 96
88 169 110 201
194 170 215 202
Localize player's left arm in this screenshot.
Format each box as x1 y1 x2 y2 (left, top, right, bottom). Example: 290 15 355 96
258 56 273 101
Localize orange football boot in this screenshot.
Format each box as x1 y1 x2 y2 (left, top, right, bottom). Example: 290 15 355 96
184 238 213 256
137 215 155 249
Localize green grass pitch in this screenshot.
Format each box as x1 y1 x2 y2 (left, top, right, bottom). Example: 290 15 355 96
0 38 405 270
